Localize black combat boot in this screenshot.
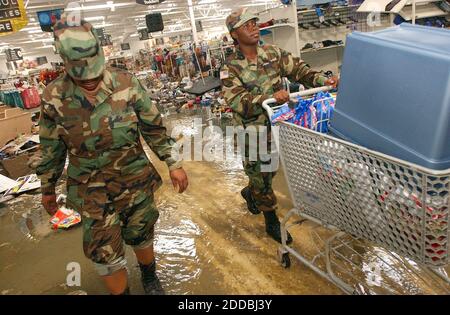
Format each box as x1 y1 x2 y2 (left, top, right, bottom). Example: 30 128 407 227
139 261 165 295
241 187 261 215
263 211 293 244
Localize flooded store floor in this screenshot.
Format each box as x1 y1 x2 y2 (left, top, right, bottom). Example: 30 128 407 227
1 112 449 295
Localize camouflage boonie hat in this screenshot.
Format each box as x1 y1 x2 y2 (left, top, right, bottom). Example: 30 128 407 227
54 16 105 80
226 8 259 32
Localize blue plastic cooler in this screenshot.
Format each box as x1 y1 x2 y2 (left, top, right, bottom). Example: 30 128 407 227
331 24 450 170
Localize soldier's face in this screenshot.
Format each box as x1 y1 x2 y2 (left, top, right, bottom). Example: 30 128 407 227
233 19 259 45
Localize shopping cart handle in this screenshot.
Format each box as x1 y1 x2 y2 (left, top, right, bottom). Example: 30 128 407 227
262 86 334 118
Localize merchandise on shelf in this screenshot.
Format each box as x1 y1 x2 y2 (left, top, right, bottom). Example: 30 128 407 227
21 87 41 109
0 90 24 108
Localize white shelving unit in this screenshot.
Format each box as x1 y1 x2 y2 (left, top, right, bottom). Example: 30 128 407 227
400 2 448 21
296 3 391 74
260 23 297 31
357 0 449 24
255 1 364 73
301 43 345 54
297 0 449 74
256 0 302 57
254 0 448 75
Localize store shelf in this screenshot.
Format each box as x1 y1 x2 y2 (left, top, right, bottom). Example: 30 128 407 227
298 22 351 30
408 0 445 4
301 44 345 54
25 107 41 115
260 23 296 31
297 4 363 31
358 0 447 15
400 3 449 20
298 4 360 14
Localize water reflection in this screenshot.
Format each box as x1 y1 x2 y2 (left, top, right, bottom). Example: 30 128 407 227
325 234 450 294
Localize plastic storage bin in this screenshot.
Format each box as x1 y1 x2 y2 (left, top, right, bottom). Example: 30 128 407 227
331 24 450 170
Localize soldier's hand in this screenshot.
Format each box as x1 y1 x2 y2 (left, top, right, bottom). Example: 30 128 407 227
170 168 189 194
325 76 339 89
273 90 290 104
42 194 58 216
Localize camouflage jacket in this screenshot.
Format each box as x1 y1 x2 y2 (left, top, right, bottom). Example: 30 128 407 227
221 45 328 126
37 67 181 196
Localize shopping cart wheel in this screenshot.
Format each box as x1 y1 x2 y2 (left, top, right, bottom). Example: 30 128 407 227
278 248 291 269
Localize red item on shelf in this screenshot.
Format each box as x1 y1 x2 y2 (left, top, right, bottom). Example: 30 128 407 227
21 87 41 109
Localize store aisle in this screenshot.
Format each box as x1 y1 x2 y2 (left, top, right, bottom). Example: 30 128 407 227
0 113 449 295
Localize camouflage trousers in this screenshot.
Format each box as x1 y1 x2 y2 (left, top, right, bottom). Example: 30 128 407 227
240 121 278 212
81 191 158 265
243 159 278 212
66 167 160 272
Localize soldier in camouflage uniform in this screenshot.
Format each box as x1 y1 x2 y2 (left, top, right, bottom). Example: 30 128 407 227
221 8 338 244
37 18 189 295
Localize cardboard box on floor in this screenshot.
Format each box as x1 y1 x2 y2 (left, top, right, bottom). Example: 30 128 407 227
0 154 33 179
0 106 33 147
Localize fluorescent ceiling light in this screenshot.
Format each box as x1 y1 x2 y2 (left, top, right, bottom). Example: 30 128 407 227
85 16 105 21
14 38 54 44
92 23 115 28
196 16 227 21
162 11 186 16
65 2 133 12
20 26 41 32
163 28 192 34
197 0 219 4
242 2 276 7
107 1 116 12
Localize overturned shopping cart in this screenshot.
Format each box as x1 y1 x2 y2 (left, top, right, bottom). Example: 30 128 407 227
262 87 450 294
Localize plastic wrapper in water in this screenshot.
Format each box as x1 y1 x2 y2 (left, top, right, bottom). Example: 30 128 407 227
49 207 81 230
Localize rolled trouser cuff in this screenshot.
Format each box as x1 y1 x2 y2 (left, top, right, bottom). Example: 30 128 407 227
94 257 128 277
131 237 154 251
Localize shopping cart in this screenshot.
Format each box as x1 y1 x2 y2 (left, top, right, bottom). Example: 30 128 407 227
262 87 450 294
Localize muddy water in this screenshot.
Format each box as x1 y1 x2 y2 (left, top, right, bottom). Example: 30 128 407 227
0 112 449 295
